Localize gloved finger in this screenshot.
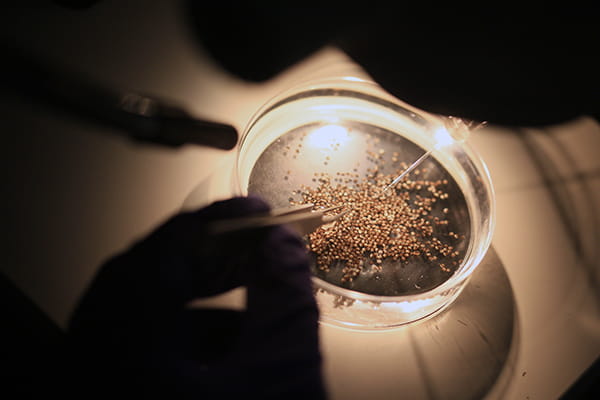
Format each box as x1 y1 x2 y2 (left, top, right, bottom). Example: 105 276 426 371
242 224 318 342
70 196 273 332
132 196 273 302
218 225 324 397
185 195 271 223
149 195 270 242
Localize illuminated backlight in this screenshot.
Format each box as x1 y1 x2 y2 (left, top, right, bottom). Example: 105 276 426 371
434 117 474 149
434 126 454 149
307 124 351 150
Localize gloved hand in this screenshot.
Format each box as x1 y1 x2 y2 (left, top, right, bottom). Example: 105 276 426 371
68 196 326 399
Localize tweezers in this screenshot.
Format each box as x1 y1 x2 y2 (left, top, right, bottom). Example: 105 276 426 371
207 204 347 236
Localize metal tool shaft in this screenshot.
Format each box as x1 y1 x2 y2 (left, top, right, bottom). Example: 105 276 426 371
382 149 433 193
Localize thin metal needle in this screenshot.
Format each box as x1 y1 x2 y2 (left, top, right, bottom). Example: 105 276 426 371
382 149 433 193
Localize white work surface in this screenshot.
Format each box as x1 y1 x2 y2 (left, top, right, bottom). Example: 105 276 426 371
1 1 598 399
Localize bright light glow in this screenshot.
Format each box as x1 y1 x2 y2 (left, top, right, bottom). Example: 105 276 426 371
307 124 351 150
433 116 476 149
343 76 365 82
433 125 454 149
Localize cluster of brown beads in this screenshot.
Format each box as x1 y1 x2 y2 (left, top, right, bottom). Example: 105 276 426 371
293 168 460 282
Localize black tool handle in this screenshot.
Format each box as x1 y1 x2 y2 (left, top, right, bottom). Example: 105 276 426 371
1 45 238 150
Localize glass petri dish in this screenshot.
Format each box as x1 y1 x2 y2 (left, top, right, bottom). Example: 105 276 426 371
235 77 495 329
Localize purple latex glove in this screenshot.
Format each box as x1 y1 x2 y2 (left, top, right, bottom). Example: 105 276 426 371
68 196 326 399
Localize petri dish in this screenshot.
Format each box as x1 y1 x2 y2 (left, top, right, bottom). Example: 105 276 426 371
235 76 495 329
